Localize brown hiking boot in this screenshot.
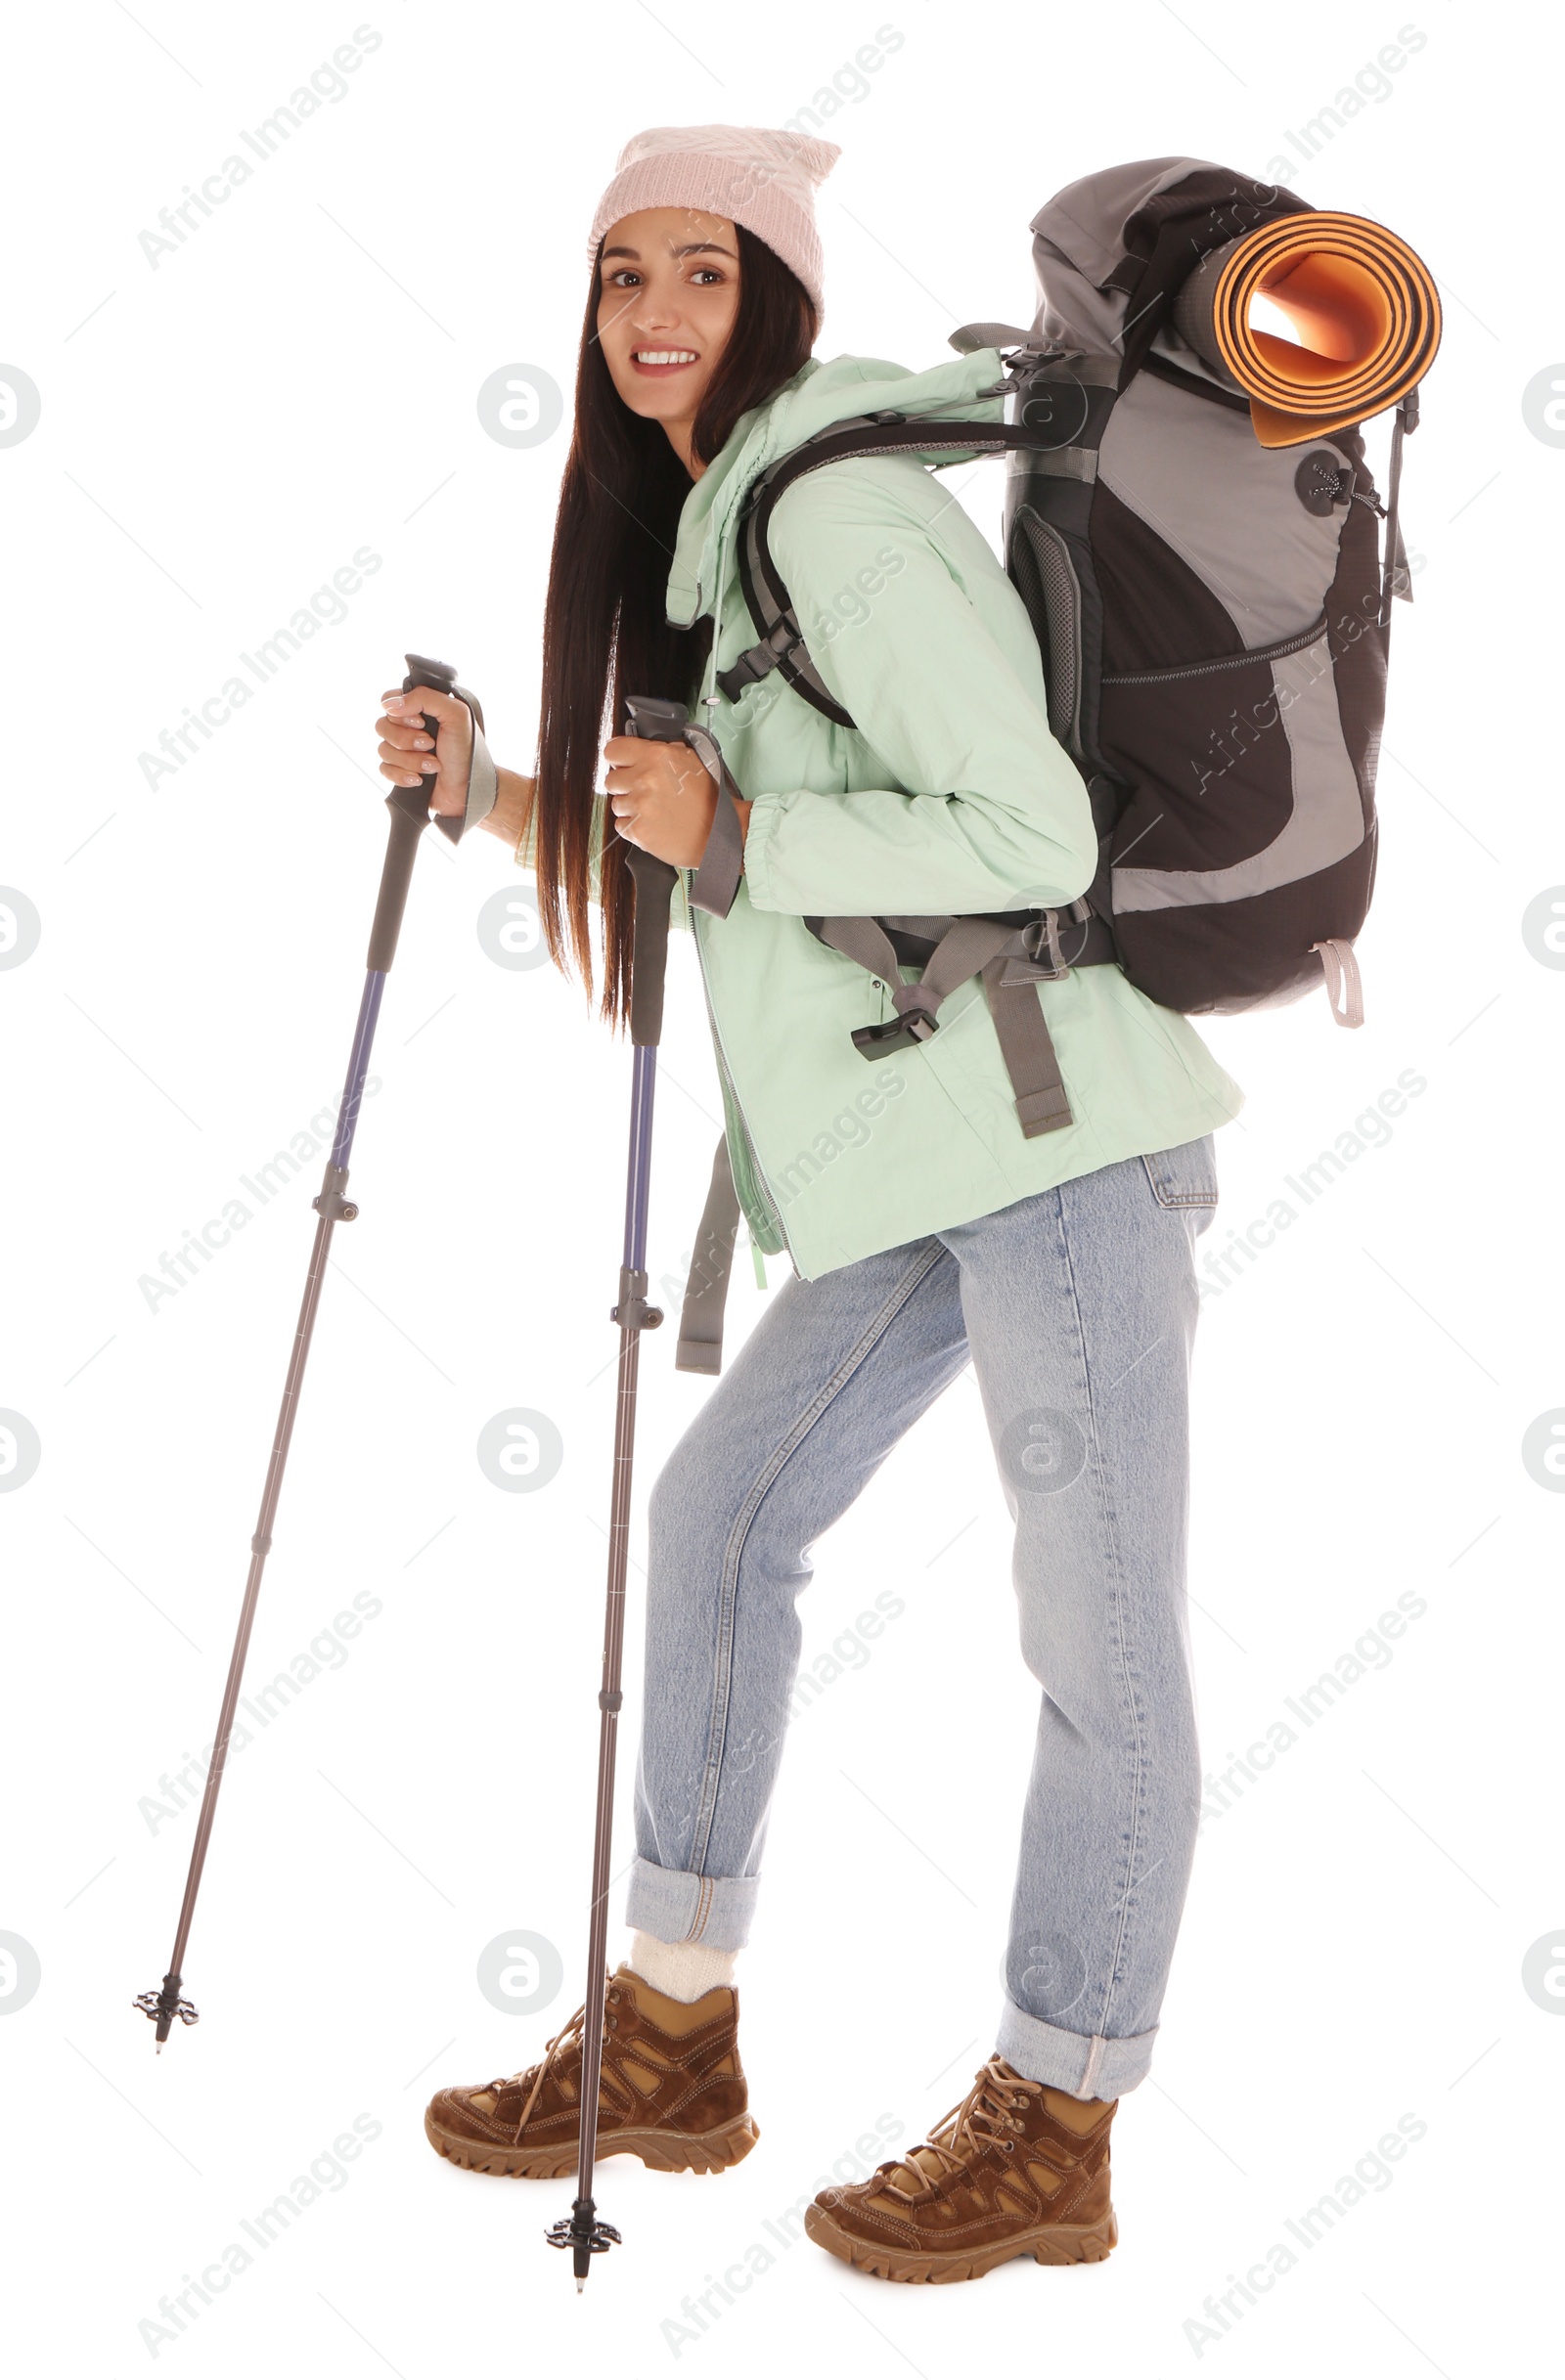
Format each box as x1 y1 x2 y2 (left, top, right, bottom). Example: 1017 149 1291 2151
424 1965 758 2179
805 2053 1116 2282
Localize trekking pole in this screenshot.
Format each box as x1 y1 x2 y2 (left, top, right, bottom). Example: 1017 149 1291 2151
135 655 495 2048
547 695 685 2289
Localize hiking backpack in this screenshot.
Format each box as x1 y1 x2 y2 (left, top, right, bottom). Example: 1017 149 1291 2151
671 157 1435 1371
703 157 1433 1035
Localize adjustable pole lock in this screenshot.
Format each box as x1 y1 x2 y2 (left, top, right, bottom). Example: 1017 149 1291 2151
609 1266 663 1330
312 1163 359 1223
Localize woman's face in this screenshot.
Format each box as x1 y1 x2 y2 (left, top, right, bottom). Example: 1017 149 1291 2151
596 206 741 463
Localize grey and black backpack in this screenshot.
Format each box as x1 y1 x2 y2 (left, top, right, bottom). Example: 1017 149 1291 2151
705 157 1434 1040
674 156 1436 1370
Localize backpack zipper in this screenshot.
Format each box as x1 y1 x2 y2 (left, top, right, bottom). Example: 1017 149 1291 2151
1101 608 1328 687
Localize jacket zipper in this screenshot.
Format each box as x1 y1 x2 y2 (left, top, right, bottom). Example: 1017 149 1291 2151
1101 607 1328 687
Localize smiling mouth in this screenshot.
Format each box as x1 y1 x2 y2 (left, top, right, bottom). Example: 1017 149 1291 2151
631 348 699 375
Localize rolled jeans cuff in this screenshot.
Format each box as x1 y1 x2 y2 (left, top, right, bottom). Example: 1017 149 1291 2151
996 1997 1158 2099
625 1855 758 1953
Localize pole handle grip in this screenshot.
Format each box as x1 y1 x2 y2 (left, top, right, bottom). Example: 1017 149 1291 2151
622 697 683 1048
365 655 462 970
626 849 678 1048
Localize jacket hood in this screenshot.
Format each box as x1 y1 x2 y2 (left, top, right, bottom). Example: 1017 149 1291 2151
666 347 1005 629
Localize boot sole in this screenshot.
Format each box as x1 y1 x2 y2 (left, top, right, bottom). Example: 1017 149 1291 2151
803 2199 1116 2281
425 2109 760 2180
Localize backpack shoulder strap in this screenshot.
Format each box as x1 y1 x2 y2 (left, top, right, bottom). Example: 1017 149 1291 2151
716 414 1065 726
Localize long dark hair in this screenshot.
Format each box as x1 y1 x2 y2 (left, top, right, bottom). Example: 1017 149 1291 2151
530 224 817 1025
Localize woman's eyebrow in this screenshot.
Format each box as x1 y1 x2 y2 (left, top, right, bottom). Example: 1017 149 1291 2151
600 241 738 264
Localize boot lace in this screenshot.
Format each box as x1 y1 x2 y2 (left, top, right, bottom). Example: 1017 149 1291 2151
489 1997 595 2143
888 2055 1045 2199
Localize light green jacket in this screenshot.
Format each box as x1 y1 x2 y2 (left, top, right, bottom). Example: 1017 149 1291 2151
522 347 1242 1280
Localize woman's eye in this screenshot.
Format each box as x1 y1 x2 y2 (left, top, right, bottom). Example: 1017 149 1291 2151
604 269 642 288
690 268 724 286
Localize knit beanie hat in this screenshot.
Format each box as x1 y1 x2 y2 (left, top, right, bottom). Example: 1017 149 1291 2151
588 124 841 318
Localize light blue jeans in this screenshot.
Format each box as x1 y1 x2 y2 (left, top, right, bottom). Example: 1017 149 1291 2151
626 1138 1218 2099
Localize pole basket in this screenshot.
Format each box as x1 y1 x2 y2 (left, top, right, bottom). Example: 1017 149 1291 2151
547 2198 623 2288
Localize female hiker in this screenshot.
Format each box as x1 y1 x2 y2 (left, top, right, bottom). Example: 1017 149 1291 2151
374 123 1241 2283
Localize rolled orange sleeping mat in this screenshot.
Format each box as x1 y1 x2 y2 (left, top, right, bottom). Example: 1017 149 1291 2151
1172 211 1442 448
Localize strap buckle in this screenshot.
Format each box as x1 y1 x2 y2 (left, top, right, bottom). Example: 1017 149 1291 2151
1007 903 1094 984
715 612 805 706
850 1010 939 1059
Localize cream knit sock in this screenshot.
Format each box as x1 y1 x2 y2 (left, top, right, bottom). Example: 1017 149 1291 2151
624 1931 738 2003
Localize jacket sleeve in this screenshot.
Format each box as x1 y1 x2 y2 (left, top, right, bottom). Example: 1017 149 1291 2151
738 458 1097 917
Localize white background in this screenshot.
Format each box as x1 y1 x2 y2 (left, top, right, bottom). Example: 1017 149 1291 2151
2 2 1559 2373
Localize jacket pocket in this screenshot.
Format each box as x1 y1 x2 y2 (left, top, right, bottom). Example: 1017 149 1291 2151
1140 1135 1220 1218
